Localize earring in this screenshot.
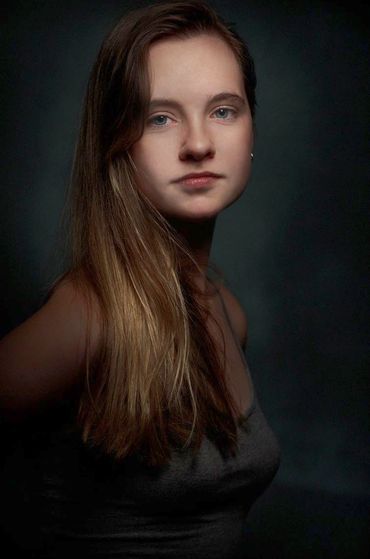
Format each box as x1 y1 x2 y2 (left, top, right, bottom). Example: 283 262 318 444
250 152 254 161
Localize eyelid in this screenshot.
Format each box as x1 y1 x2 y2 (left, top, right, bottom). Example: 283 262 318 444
212 105 238 113
211 106 238 120
148 105 237 117
147 113 175 127
148 111 175 119
147 105 239 127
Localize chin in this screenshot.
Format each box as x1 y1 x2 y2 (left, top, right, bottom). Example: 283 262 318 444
162 208 217 223
160 195 239 221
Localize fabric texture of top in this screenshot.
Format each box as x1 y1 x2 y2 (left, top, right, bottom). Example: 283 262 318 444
1 293 281 558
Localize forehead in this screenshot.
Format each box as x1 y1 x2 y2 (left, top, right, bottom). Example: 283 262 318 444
147 33 245 99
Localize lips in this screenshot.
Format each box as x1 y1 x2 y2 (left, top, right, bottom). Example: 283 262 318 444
174 171 223 182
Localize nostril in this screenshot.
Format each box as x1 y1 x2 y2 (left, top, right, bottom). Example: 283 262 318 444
179 143 215 162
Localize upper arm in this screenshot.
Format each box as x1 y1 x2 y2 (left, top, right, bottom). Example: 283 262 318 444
218 283 248 350
0 278 102 421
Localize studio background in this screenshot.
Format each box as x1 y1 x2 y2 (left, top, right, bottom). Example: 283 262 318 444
1 1 369 557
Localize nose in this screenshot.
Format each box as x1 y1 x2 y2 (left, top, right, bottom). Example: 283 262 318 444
178 121 215 162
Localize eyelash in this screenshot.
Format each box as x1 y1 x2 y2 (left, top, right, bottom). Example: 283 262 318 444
147 107 238 128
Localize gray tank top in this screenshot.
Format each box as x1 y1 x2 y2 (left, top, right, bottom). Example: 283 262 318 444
1 295 281 558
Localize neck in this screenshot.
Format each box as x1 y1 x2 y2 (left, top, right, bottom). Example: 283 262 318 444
167 216 216 294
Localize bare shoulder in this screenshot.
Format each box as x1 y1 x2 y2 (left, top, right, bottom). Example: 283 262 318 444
48 275 103 359
216 281 248 350
0 273 102 420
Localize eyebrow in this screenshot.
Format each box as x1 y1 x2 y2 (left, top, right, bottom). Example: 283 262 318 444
148 92 247 111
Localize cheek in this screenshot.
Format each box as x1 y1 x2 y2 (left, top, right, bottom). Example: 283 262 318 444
226 131 252 169
223 127 253 189
131 139 168 174
130 141 169 198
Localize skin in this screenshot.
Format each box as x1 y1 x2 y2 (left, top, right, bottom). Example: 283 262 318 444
130 33 254 294
0 33 254 421
130 33 254 414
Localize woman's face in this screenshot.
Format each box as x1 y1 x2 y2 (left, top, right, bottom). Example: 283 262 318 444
130 33 254 221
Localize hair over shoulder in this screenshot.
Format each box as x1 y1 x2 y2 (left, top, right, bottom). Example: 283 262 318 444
47 0 256 468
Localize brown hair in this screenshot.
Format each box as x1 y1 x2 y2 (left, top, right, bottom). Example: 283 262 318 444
49 0 257 468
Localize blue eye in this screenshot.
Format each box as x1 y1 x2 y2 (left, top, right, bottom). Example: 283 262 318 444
147 107 237 128
213 107 236 119
148 115 170 127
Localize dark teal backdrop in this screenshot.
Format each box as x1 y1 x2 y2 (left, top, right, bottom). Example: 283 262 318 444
1 1 369 557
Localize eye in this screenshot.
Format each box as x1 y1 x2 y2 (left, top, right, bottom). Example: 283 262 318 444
212 107 237 120
147 114 173 127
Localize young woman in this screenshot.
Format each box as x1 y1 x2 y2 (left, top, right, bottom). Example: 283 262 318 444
0 1 281 557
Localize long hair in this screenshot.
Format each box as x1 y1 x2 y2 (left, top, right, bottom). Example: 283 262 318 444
48 0 257 468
